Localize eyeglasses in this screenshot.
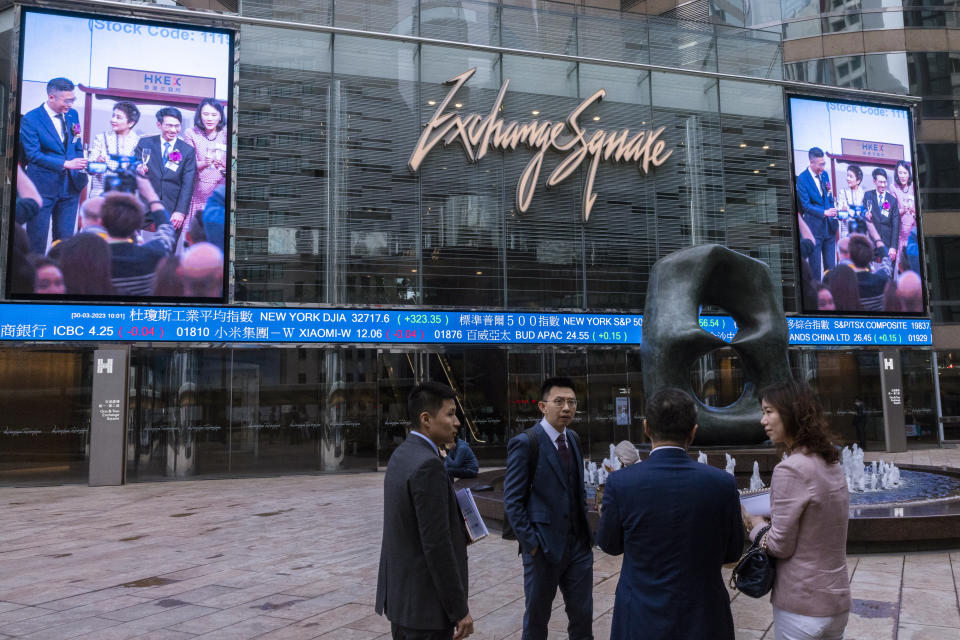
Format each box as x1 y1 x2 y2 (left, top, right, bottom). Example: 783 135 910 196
548 398 578 408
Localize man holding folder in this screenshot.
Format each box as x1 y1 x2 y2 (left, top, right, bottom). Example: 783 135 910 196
375 381 474 640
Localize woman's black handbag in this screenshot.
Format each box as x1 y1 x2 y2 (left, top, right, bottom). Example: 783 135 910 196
730 524 776 598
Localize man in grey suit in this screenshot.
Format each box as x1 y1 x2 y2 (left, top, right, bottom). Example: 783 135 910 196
503 377 593 640
375 381 474 640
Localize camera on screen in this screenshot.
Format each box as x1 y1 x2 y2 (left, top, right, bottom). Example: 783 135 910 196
86 154 140 194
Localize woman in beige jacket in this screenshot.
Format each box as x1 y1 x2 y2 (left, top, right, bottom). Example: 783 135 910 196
744 381 851 639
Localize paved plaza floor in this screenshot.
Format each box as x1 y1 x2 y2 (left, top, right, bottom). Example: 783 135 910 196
1 448 960 639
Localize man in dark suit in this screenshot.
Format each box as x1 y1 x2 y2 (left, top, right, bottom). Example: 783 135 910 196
135 107 196 233
863 167 900 264
796 146 838 280
19 77 88 254
503 377 593 640
597 388 743 640
375 381 474 640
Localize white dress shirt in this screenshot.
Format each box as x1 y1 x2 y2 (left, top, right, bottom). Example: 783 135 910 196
43 102 65 144
807 167 822 196
410 429 439 455
540 418 566 450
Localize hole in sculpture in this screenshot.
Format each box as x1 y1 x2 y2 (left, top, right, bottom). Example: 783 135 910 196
689 347 745 409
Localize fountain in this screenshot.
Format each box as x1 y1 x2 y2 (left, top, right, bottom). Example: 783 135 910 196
724 453 736 476
749 461 765 492
841 444 901 493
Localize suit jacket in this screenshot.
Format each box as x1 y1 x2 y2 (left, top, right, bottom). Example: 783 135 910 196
597 448 743 640
375 432 469 630
19 104 87 197
863 189 900 251
749 452 850 618
796 169 837 239
134 135 197 214
503 421 592 564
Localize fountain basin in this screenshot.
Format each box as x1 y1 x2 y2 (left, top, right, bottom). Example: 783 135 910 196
459 455 960 552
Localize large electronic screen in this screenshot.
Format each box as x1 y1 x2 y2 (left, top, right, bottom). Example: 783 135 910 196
788 95 925 315
7 8 232 301
0 303 933 346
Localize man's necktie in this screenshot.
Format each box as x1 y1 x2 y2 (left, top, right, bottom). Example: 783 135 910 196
163 141 171 161
557 432 572 471
55 114 67 149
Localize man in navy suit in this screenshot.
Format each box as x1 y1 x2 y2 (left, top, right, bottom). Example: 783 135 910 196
503 377 593 640
135 107 196 234
796 146 838 280
19 77 88 254
597 388 743 640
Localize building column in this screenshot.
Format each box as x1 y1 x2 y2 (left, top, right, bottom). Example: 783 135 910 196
89 348 130 486
879 350 907 453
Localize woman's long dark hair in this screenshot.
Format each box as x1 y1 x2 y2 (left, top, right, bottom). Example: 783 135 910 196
760 380 840 464
894 160 913 189
829 264 862 312
194 98 226 132
57 233 114 296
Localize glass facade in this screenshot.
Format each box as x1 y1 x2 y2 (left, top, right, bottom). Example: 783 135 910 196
0 0 948 486
231 22 795 311
0 348 93 484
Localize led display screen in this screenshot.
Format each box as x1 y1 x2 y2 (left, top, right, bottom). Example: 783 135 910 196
788 95 924 315
8 8 232 301
0 303 933 347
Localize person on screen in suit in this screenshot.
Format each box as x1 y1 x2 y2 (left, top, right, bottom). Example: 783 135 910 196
597 387 743 640
796 147 838 281
503 376 593 640
135 107 196 237
19 77 88 254
375 381 474 640
863 167 900 266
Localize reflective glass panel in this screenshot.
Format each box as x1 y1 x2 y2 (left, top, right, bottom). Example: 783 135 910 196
333 36 421 305
235 27 331 304
0 349 92 485
419 47 504 307
126 349 230 481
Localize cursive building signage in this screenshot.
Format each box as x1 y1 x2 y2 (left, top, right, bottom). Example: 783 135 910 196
409 67 673 222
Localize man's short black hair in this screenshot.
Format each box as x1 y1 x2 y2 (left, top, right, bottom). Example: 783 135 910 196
808 147 824 160
408 381 457 429
156 107 183 124
645 387 697 443
540 376 576 401
848 233 873 268
872 167 888 181
100 193 144 239
46 77 74 95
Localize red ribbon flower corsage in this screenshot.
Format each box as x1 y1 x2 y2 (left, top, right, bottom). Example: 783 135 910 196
168 150 182 163
71 123 81 136
882 201 891 210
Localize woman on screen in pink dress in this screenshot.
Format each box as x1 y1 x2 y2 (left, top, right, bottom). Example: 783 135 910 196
182 98 227 241
890 160 916 253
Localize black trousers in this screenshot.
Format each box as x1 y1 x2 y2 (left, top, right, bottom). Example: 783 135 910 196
391 622 453 640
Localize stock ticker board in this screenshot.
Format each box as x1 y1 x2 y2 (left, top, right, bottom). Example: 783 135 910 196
0 304 933 347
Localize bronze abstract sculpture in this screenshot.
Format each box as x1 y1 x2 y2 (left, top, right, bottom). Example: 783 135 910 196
641 244 791 445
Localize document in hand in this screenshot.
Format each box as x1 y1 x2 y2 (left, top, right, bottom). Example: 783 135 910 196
740 489 771 517
455 487 489 544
